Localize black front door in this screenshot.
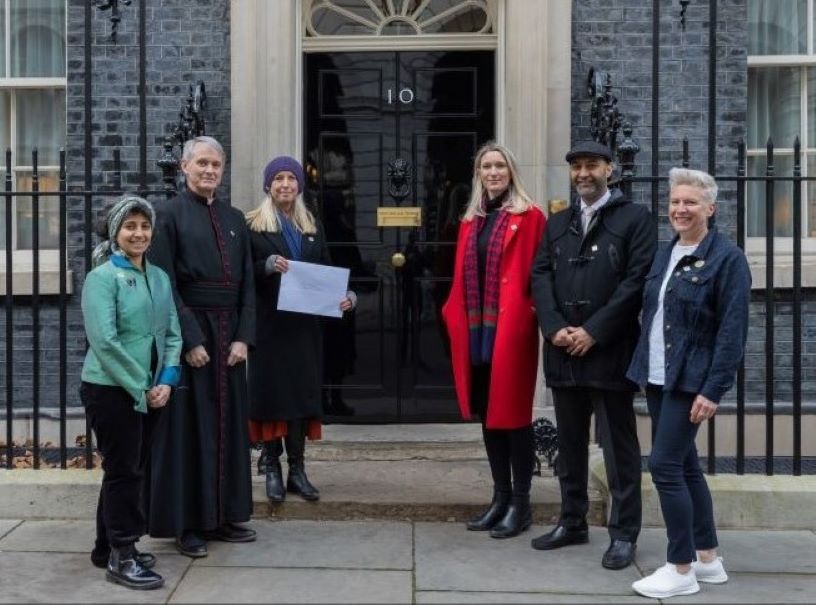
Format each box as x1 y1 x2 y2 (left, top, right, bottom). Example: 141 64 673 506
304 50 495 422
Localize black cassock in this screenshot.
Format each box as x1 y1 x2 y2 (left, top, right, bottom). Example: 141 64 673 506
145 190 256 537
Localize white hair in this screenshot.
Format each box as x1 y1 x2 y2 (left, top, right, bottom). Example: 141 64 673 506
182 136 225 162
668 167 717 204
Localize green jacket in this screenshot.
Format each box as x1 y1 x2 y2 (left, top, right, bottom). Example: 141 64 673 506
81 254 182 413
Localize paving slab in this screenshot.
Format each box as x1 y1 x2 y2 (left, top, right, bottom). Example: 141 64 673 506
0 552 191 604
415 524 640 595
670 573 816 604
635 528 816 574
0 519 21 540
416 591 656 603
194 520 412 570
0 520 176 554
169 567 412 604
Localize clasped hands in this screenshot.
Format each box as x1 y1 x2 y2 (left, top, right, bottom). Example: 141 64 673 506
147 384 171 409
184 341 248 368
551 326 596 357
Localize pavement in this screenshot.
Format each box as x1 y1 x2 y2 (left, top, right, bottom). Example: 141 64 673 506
3 423 816 603
1 518 816 603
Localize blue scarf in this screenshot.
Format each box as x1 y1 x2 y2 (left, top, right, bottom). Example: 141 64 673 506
280 214 302 261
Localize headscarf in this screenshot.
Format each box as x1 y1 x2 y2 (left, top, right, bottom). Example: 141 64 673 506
91 195 156 268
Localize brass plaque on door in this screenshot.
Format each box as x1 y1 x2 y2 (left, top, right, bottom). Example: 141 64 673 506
377 207 422 227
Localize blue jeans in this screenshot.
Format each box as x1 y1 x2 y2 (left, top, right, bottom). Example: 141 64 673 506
646 384 718 564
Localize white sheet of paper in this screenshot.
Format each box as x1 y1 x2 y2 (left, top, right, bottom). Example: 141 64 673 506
277 260 350 318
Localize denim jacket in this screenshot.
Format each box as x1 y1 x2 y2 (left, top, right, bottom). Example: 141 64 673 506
626 227 751 403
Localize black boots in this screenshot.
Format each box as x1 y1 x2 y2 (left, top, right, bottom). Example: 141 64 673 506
489 494 532 539
265 457 286 502
466 490 511 531
287 459 320 501
106 544 164 590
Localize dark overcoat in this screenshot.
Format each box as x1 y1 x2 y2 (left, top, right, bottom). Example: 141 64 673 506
247 221 332 422
531 188 657 391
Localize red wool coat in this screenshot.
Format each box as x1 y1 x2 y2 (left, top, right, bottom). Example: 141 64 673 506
441 205 547 429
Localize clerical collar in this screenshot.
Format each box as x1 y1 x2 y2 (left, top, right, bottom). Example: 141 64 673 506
580 189 611 214
185 189 216 205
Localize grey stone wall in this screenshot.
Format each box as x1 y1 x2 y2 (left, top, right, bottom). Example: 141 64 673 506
1 0 232 419
571 0 814 406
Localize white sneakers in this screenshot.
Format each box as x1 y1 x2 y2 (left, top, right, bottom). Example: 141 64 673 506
691 556 729 583
632 563 700 599
633 558 728 599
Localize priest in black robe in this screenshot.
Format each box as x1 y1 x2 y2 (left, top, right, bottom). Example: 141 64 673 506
145 136 256 558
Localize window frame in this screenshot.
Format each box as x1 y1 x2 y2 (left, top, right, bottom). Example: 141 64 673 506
746 0 816 286
0 0 68 294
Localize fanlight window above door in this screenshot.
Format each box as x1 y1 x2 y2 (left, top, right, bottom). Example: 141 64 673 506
305 0 495 37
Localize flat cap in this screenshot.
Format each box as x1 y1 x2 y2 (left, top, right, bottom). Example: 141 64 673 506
565 141 613 163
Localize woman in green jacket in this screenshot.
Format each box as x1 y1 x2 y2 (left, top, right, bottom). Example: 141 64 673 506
81 195 182 591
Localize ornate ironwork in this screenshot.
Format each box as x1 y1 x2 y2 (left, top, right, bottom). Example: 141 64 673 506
387 157 411 201
587 67 622 152
156 81 209 195
93 0 132 43
679 0 691 31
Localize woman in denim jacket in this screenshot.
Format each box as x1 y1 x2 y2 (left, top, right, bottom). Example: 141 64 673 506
626 168 750 599
81 195 182 590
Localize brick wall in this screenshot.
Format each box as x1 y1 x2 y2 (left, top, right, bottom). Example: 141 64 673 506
571 0 814 405
1 0 232 417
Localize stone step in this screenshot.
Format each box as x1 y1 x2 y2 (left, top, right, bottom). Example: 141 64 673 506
250 459 607 524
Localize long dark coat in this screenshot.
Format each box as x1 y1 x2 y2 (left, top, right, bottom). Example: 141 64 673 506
531 188 657 391
247 221 332 422
145 189 256 537
442 206 547 429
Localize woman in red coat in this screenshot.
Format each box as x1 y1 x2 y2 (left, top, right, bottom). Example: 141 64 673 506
442 142 547 538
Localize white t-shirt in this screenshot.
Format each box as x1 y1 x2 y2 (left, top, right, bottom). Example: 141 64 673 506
648 243 699 385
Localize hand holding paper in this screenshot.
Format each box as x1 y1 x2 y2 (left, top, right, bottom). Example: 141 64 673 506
276 260 351 318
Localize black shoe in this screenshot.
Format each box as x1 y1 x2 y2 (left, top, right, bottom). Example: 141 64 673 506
602 539 637 570
202 522 257 543
105 545 164 590
265 457 286 502
531 524 589 550
489 495 532 539
175 531 208 558
92 546 156 570
287 461 320 501
466 490 511 531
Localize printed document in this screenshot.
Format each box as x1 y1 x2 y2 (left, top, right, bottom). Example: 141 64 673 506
277 260 350 318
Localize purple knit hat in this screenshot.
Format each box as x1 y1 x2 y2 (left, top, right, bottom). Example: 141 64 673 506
263 155 305 194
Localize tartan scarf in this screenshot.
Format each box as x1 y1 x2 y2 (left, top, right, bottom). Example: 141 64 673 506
463 204 510 365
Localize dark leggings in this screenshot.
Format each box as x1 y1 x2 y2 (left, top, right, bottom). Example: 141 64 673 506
646 384 718 563
267 419 307 462
472 365 535 497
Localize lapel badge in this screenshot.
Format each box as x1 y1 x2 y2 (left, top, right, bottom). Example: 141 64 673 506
308 236 315 242
694 260 705 268
510 224 518 231
230 230 236 237
591 244 598 252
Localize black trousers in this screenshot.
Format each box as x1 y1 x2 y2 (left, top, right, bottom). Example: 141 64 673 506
472 365 535 497
81 382 149 550
552 386 642 542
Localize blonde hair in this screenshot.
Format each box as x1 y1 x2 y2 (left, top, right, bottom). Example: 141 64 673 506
462 142 538 220
246 193 317 234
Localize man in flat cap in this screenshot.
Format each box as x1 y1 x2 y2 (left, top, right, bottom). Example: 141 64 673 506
530 141 656 569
